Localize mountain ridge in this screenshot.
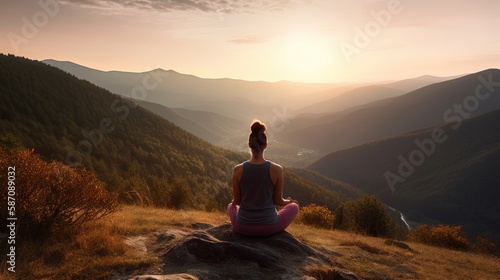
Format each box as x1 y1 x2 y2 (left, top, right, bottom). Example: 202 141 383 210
278 68 500 154
136 100 246 144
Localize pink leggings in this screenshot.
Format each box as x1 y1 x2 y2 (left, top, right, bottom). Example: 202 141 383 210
227 203 299 236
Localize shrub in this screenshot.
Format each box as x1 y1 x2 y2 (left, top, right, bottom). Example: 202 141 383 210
334 195 394 237
0 149 119 240
297 203 335 229
474 236 498 256
120 189 153 206
165 177 194 209
408 224 469 251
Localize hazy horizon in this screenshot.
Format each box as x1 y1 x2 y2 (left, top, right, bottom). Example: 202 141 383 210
2 0 500 84
42 58 468 85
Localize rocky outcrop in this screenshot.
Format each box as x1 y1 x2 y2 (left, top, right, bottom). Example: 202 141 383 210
129 223 363 280
384 239 413 252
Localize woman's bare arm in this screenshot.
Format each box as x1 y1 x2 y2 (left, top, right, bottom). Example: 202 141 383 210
271 163 296 206
231 164 243 205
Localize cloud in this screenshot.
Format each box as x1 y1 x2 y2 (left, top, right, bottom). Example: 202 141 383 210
228 35 270 44
59 0 312 14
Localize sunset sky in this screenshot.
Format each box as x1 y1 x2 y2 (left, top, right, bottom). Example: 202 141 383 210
1 0 500 83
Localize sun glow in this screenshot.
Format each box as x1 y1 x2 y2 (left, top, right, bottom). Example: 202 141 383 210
284 31 336 81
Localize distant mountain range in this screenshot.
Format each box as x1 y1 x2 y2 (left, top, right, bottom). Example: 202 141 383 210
41 59 342 155
297 75 457 115
42 59 456 163
278 69 500 154
42 59 338 121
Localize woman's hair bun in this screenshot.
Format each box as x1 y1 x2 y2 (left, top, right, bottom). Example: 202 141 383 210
251 121 266 134
249 121 267 151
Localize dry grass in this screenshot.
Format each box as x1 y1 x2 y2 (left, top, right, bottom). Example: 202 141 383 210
3 205 498 279
3 211 156 279
288 224 500 280
107 205 229 235
0 206 229 279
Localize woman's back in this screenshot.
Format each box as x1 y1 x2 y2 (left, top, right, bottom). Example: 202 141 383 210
236 161 279 225
227 120 298 236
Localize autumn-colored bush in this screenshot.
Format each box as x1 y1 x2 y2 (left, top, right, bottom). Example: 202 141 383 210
0 149 119 240
408 224 470 251
334 195 394 237
297 203 334 229
474 236 498 256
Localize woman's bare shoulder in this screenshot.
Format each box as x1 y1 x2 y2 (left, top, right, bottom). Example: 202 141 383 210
233 163 244 174
269 161 283 172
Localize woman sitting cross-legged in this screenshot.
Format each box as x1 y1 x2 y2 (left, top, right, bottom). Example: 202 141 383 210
227 121 299 236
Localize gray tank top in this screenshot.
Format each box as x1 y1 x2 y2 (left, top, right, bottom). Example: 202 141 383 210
236 161 279 225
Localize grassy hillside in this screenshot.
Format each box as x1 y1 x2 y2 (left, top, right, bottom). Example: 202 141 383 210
279 69 500 154
0 54 344 210
308 109 500 239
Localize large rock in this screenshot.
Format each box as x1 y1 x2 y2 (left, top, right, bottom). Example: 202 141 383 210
130 274 199 280
157 223 362 280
